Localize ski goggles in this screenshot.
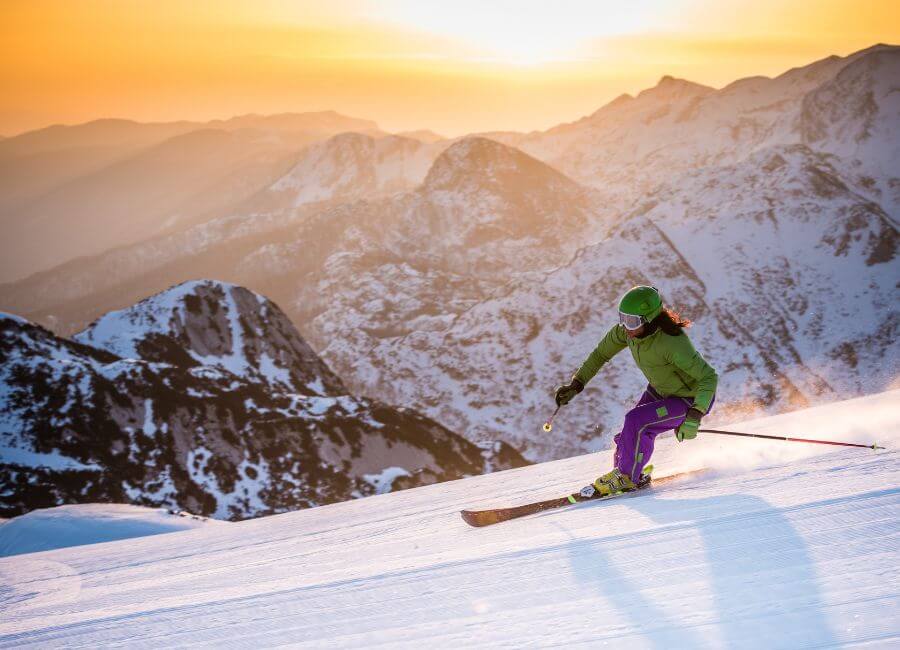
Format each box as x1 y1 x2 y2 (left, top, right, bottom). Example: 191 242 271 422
618 311 646 331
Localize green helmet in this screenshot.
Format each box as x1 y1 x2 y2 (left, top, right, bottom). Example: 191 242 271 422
618 285 663 330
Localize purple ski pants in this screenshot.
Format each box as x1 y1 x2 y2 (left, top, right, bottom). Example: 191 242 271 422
613 386 714 483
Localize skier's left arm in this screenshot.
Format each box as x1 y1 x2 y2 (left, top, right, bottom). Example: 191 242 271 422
666 334 718 414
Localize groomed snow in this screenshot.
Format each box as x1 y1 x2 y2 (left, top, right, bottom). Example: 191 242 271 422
0 504 226 558
0 390 897 647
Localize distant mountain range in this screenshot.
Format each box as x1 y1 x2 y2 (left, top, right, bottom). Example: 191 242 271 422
0 280 526 520
0 112 383 282
1 44 897 463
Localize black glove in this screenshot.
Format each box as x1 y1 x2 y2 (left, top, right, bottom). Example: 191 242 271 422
555 377 584 406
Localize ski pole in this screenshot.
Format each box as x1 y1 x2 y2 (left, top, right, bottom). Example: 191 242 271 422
543 405 561 432
699 428 884 450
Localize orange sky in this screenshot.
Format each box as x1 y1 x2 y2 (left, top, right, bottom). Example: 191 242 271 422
1 0 898 137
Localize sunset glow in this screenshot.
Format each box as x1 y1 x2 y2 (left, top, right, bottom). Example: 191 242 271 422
2 0 898 136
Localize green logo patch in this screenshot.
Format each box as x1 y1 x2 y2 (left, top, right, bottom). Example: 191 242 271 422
656 406 668 418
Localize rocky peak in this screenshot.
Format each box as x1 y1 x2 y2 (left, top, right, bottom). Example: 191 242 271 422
324 131 376 153
605 93 635 109
636 75 715 102
396 129 446 143
423 136 578 197
73 280 345 396
266 132 434 207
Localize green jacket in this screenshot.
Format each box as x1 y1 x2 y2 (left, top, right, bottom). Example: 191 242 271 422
574 324 718 413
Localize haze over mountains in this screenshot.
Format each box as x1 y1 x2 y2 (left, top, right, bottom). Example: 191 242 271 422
0 112 382 281
1 44 898 466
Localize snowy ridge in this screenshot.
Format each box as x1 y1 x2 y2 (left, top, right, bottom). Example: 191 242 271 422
254 132 447 214
73 279 233 360
509 45 899 202
1 282 527 520
74 279 345 396
0 391 896 646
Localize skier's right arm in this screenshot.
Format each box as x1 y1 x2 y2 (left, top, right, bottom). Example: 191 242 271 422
574 324 628 385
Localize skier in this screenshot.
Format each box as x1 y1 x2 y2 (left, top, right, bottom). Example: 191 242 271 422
554 285 718 497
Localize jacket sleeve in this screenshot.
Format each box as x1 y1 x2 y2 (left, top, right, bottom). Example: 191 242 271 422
665 333 718 413
574 324 628 385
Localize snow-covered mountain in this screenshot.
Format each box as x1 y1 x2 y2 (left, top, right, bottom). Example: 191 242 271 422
799 48 900 216
345 143 895 458
498 45 899 210
0 45 897 461
0 281 526 520
73 280 344 396
259 132 445 210
1 391 896 646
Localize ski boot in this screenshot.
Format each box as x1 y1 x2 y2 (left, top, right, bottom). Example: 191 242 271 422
579 466 652 499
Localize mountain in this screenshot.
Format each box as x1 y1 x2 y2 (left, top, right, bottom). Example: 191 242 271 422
396 129 446 143
206 111 380 136
1 390 897 645
73 279 346 396
799 47 900 216
0 281 527 520
0 118 198 158
314 146 897 459
0 112 384 282
244 132 446 213
506 45 899 213
3 133 894 460
0 111 379 158
0 120 197 216
0 45 897 461
0 136 612 336
0 113 376 215
1 129 299 282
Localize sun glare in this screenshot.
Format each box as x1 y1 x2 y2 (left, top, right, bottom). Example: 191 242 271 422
380 1 671 65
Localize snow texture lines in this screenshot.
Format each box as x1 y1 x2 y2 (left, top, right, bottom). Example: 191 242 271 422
0 391 897 647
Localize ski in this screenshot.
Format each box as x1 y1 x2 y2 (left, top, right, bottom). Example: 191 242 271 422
460 469 706 527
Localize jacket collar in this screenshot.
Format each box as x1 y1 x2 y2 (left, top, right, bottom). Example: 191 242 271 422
630 327 661 346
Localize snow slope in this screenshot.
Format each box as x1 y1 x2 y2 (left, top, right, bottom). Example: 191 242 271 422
0 504 224 557
1 390 897 647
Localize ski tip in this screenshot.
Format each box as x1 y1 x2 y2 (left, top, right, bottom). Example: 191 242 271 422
461 510 496 527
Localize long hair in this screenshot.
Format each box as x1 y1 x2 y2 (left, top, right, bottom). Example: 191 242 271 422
650 307 691 336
